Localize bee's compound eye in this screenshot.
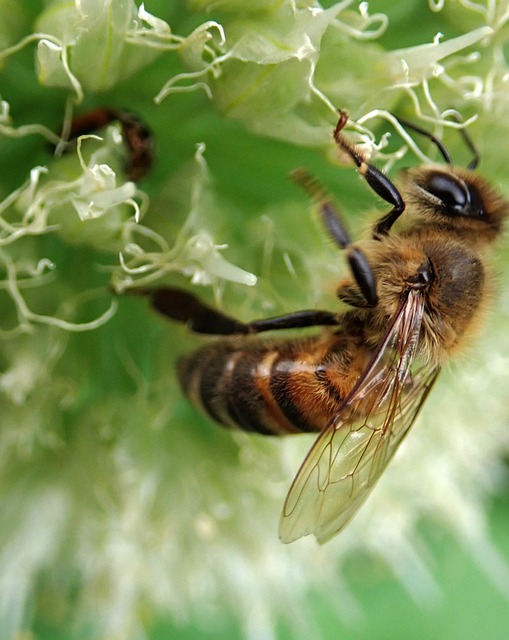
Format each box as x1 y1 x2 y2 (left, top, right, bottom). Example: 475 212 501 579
423 172 485 219
425 173 469 214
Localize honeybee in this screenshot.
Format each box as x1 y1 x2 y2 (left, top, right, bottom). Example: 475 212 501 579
60 107 154 181
134 111 508 544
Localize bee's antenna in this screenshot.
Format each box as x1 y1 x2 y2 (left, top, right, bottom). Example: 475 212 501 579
449 115 480 170
394 115 480 170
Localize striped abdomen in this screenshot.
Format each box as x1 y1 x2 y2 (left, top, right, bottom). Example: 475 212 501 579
177 332 371 435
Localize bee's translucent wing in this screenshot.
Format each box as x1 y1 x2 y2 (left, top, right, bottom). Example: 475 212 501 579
279 290 440 544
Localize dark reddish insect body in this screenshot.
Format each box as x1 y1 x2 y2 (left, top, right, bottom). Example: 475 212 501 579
64 107 153 181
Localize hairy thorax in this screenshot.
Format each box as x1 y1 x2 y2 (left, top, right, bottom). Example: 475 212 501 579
362 227 487 364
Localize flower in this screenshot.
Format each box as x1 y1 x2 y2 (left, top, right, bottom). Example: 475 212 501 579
1 1 509 639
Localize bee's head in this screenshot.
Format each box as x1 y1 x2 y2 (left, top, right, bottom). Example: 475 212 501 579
404 166 508 242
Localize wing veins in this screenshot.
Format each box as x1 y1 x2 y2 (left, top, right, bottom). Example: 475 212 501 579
279 290 441 544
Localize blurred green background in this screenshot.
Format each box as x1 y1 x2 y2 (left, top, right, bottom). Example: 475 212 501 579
1 1 509 639
33 494 509 639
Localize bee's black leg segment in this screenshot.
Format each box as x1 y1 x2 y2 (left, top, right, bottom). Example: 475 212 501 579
247 309 339 332
364 166 405 238
315 198 378 305
372 202 406 237
133 287 251 335
291 168 352 249
131 286 340 334
347 248 378 307
320 208 379 304
333 111 405 237
291 167 378 308
320 201 351 247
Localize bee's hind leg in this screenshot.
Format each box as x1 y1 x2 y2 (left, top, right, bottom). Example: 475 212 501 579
129 286 340 335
